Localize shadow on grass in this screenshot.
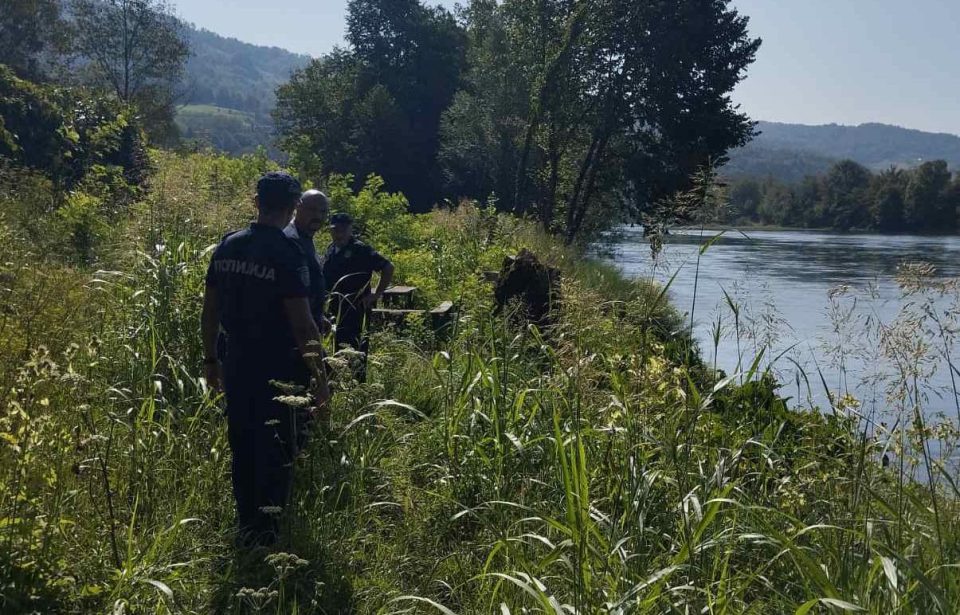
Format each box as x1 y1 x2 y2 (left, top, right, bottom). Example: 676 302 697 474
208 441 357 614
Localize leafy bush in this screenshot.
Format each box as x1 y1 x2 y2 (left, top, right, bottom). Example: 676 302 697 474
0 64 148 190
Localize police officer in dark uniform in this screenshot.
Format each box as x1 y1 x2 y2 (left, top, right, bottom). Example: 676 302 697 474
284 189 332 334
284 189 332 443
322 213 394 382
200 172 330 547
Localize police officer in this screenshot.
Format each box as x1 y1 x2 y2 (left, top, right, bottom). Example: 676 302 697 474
284 189 332 334
200 172 330 547
322 213 394 382
284 190 333 446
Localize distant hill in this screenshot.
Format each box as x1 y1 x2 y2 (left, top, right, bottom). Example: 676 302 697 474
182 26 310 117
176 25 311 153
724 121 960 181
175 104 277 156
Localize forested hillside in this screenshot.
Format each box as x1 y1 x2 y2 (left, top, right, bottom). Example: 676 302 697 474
725 121 960 182
181 26 310 117
173 25 310 155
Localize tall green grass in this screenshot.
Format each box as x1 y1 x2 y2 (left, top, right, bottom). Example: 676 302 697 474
0 151 957 613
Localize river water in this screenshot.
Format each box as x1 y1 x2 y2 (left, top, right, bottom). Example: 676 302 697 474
605 227 960 433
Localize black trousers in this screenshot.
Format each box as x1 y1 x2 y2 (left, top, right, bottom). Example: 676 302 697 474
331 299 370 382
224 345 310 545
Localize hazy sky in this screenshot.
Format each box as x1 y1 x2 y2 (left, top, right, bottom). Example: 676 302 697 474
174 0 960 135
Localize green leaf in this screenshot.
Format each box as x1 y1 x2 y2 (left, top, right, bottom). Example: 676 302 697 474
143 579 174 601
389 595 458 615
795 598 864 614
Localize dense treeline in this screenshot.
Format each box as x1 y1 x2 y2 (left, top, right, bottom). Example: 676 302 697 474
276 0 761 240
1 0 188 142
723 159 960 232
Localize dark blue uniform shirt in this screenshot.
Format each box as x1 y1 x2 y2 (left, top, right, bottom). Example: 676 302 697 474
205 223 309 359
322 237 389 300
283 223 327 324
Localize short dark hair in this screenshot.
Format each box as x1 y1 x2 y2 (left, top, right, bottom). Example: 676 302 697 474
257 172 302 212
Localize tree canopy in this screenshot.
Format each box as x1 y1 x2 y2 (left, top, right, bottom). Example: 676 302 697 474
0 0 72 81
72 0 190 143
275 0 466 208
276 0 759 239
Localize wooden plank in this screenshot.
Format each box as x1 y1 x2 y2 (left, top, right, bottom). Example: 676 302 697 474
383 285 417 309
430 301 454 315
373 308 425 317
384 286 417 295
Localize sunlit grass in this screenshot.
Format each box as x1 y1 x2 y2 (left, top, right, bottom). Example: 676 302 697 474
0 152 958 613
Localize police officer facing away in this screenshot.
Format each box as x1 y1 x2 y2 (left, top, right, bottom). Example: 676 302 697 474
322 213 394 381
201 172 330 547
284 189 332 334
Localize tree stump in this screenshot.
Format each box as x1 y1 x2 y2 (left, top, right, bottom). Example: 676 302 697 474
493 249 560 328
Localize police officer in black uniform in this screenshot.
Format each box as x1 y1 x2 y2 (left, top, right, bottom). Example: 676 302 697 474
284 189 332 334
284 189 333 443
201 172 330 547
322 213 394 382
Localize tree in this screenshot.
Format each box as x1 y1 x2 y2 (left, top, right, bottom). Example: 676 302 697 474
619 0 760 236
437 0 528 208
276 0 466 209
727 180 761 222
438 0 760 241
904 160 953 232
0 0 72 80
870 167 906 232
0 65 147 190
822 160 872 230
71 0 189 143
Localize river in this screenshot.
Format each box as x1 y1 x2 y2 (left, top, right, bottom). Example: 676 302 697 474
606 227 960 435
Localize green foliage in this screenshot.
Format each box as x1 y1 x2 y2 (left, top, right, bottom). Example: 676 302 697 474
722 158 960 232
72 0 190 144
0 64 150 262
275 0 466 210
0 0 71 81
436 0 760 241
2 151 959 614
175 105 277 157
0 64 149 190
274 0 758 240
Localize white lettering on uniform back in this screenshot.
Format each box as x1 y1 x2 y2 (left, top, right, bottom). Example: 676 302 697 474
214 259 276 281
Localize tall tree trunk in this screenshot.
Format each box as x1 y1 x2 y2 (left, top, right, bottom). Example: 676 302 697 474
565 134 601 239
513 1 590 216
542 125 560 230
566 134 610 243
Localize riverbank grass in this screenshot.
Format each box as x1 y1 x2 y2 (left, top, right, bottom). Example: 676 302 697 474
0 151 958 613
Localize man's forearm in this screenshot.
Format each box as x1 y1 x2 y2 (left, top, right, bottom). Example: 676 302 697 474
201 290 219 360
374 264 395 296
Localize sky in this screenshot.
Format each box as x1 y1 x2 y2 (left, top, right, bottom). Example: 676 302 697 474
174 0 960 136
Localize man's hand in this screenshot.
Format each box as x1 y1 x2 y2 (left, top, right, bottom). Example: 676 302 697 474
361 292 381 310
312 378 332 430
204 361 223 393
312 377 331 407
